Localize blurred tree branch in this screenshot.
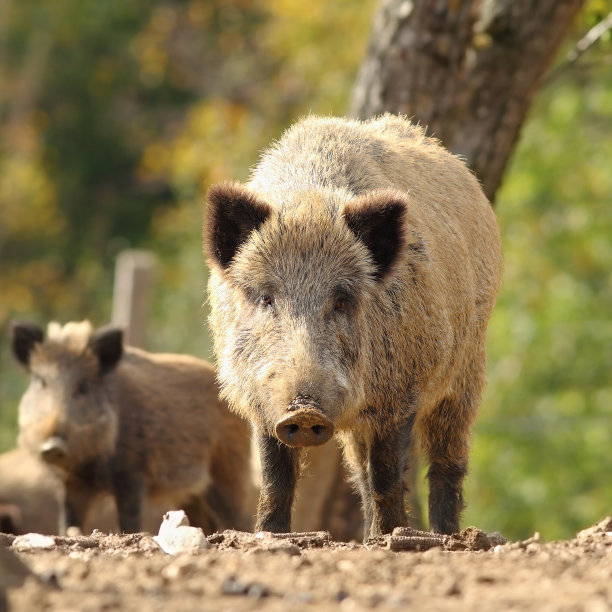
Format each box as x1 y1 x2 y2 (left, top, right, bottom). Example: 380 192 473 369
545 10 612 83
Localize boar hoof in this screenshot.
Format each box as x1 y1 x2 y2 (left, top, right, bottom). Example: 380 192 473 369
40 436 68 463
275 408 333 447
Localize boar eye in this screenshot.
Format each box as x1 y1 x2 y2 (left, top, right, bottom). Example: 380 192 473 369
76 379 89 396
334 297 351 313
260 294 274 308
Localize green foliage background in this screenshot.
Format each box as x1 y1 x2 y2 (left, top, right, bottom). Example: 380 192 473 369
0 0 610 540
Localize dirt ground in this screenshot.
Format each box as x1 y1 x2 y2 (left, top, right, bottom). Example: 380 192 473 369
2 517 611 611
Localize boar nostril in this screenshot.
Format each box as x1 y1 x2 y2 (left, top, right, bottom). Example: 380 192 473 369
275 408 334 447
40 436 68 464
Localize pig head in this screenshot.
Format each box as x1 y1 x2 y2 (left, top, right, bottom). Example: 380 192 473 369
205 183 408 447
11 321 121 471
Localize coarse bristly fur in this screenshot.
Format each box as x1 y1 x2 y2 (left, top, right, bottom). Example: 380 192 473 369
10 320 253 535
204 114 502 538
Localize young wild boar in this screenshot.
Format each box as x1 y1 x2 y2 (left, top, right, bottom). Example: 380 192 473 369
204 115 502 538
11 320 252 534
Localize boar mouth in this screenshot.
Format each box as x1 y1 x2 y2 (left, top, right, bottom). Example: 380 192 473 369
275 397 334 447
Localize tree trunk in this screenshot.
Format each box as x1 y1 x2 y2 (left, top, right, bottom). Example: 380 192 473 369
350 0 585 202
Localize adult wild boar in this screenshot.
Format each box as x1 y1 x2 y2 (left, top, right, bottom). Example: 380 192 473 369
204 115 502 538
11 320 252 534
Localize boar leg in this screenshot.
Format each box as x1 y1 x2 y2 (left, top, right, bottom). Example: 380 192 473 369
183 494 224 534
198 481 250 532
367 417 414 538
345 415 414 540
405 435 424 530
255 430 301 533
111 469 144 533
421 396 470 535
63 500 84 534
63 480 92 534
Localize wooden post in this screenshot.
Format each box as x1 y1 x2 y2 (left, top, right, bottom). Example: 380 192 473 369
111 250 157 348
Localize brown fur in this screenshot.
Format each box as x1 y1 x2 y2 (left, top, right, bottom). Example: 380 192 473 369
204 115 502 537
0 448 218 535
11 320 253 534
0 448 63 535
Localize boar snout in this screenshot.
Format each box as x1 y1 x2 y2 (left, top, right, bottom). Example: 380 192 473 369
39 436 68 464
275 399 334 447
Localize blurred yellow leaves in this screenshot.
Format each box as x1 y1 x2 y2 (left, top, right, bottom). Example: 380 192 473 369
137 0 377 221
130 5 178 88
139 99 261 197
0 154 62 237
0 109 65 326
140 142 170 180
260 0 376 112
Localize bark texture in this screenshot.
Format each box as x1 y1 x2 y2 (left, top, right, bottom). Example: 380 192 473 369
350 0 585 202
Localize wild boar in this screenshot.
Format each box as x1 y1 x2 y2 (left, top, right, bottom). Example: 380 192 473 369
204 114 502 538
11 320 253 534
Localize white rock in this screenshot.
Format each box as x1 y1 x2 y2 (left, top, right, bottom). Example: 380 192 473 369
153 510 210 555
12 533 56 551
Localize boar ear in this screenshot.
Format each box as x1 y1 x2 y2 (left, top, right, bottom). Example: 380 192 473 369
343 190 407 281
205 182 271 269
89 326 123 375
10 321 44 368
